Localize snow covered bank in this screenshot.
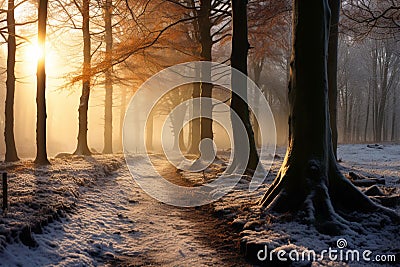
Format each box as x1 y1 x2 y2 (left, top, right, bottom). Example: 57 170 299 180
0 155 123 252
181 144 400 266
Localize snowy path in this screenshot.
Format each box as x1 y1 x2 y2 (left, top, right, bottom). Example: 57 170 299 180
1 157 248 267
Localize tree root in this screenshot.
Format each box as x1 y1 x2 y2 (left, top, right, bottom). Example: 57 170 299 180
258 157 400 236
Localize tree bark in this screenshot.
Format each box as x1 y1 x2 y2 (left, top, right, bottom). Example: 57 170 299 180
187 0 201 155
230 0 259 171
35 0 50 165
103 0 113 154
327 0 339 158
4 0 19 162
74 0 91 155
259 0 395 234
199 0 213 151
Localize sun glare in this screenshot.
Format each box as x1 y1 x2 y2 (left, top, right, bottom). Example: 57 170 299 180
25 43 44 64
23 41 57 73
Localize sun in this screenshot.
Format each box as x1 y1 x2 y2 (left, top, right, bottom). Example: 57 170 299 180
24 43 44 64
23 41 56 73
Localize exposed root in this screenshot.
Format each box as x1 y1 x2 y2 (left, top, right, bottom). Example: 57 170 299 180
259 157 400 235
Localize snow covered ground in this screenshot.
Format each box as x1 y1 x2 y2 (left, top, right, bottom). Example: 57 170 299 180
0 144 399 266
0 156 247 267
204 144 400 267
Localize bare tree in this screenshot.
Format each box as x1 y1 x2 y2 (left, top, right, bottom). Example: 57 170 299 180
74 0 92 155
342 0 400 39
103 0 113 154
259 0 397 234
35 0 50 164
230 0 259 171
4 0 19 162
328 0 339 158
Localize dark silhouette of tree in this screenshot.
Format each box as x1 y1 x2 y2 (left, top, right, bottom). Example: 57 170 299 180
35 0 50 165
186 0 201 155
198 0 213 153
230 0 259 171
259 0 397 234
4 0 19 162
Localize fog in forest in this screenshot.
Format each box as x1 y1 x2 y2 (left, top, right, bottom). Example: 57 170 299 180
0 0 398 160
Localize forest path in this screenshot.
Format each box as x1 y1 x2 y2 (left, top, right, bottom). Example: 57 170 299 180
1 155 248 267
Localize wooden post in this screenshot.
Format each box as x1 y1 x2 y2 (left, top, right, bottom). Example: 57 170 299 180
2 172 7 211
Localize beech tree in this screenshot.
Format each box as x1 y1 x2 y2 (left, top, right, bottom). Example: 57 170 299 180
35 0 50 164
230 0 259 171
103 0 113 154
4 0 19 162
74 0 91 155
327 0 339 159
259 0 397 234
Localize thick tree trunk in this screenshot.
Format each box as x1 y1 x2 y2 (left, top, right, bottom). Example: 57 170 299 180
4 0 19 162
230 0 259 171
75 0 91 155
327 0 339 158
35 0 50 165
199 0 213 151
187 0 201 155
103 0 113 154
259 0 396 234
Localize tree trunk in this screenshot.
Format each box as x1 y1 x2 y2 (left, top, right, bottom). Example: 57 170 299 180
327 0 339 158
252 61 264 148
371 44 379 141
145 112 154 152
364 82 371 142
199 0 213 152
103 0 113 154
230 0 259 171
179 127 187 152
187 0 201 156
4 0 19 162
187 82 201 154
171 105 187 152
259 0 394 234
118 86 127 151
391 88 397 141
35 0 50 165
347 92 353 142
74 0 91 155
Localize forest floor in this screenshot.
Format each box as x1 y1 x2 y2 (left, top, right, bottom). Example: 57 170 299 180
0 144 399 266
